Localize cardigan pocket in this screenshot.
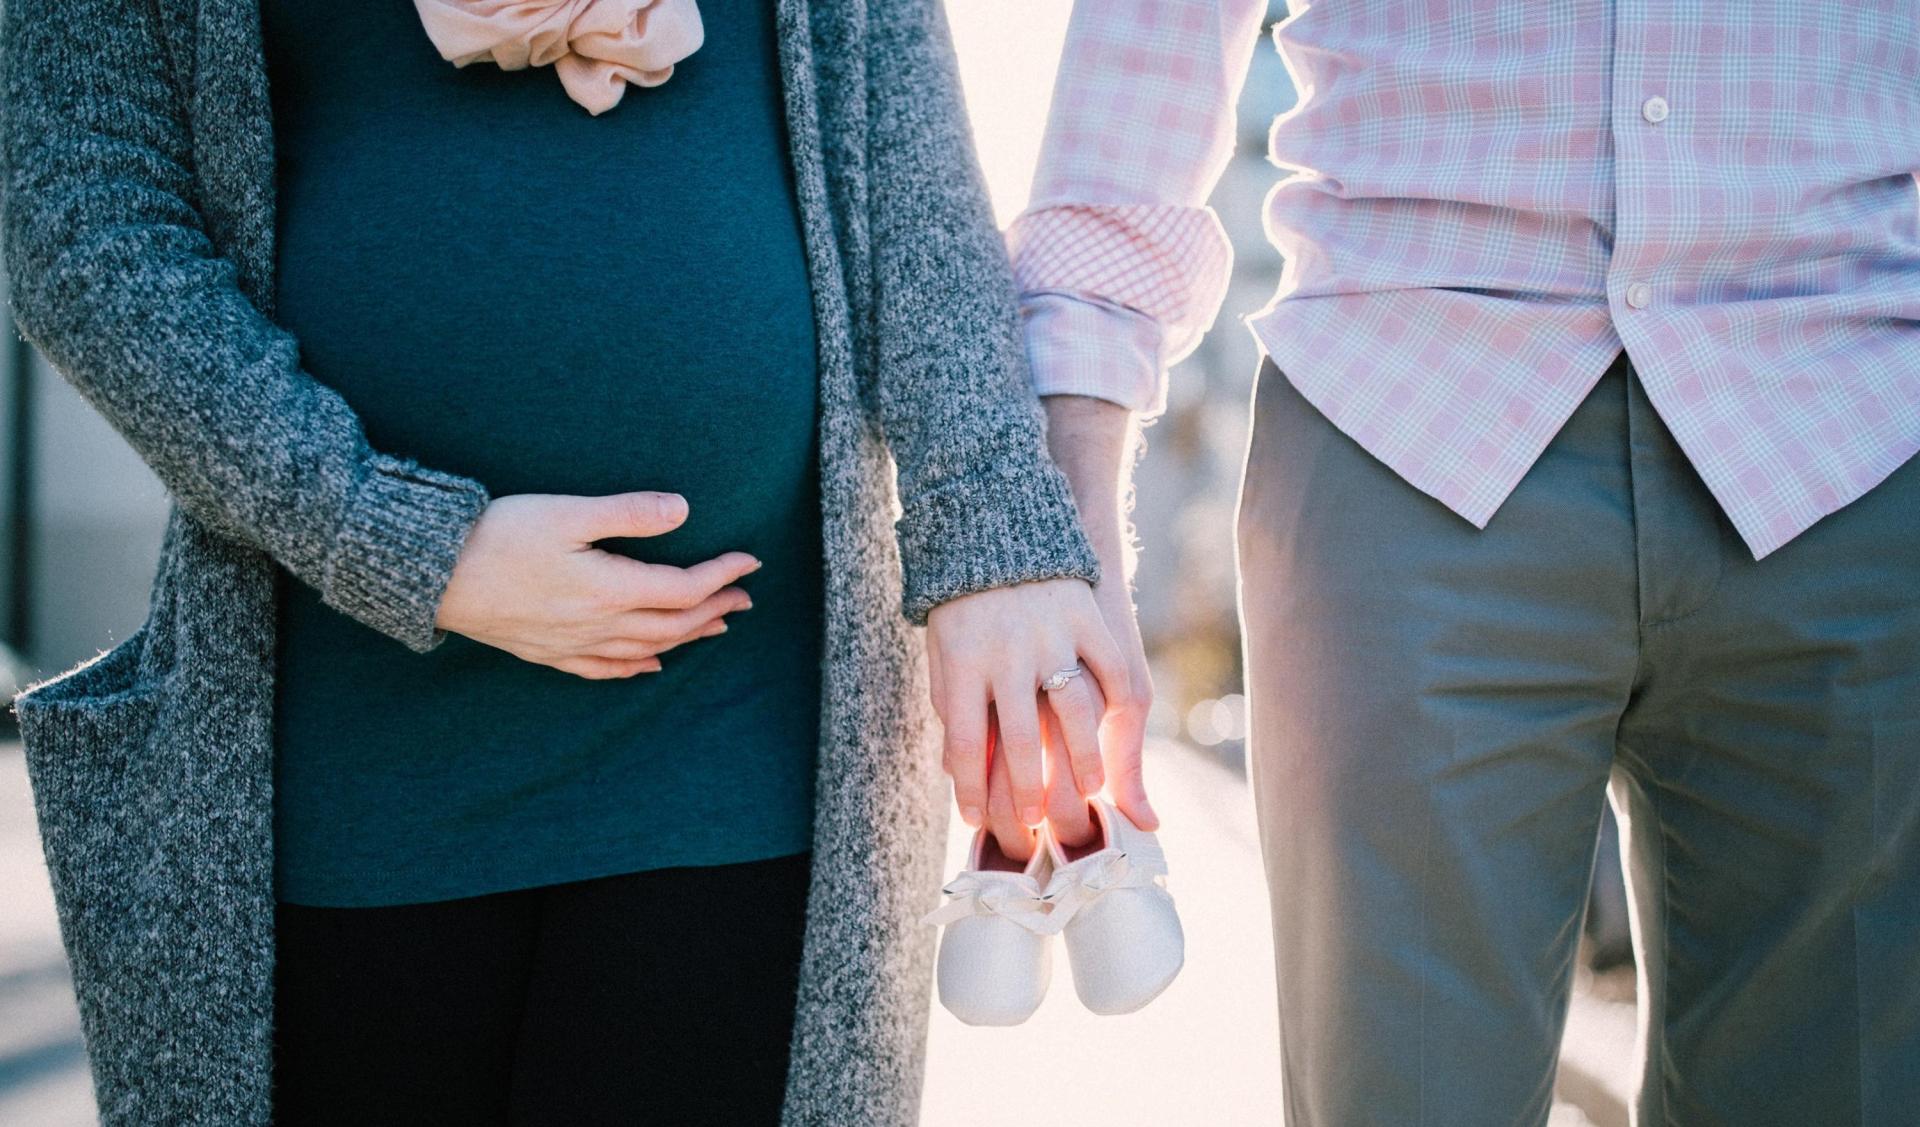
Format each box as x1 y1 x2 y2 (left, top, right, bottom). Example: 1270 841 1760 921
14 622 172 798
13 618 275 1123
14 621 173 773
13 623 180 994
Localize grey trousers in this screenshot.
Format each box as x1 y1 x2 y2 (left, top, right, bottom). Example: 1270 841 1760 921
1236 353 1920 1126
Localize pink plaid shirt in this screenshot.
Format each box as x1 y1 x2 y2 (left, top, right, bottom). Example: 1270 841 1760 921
1011 0 1920 558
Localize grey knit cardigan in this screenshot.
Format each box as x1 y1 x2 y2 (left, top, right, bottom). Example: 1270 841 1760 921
0 0 1100 1121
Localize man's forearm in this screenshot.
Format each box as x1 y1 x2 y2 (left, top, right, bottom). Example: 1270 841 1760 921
1042 394 1141 588
1040 393 1157 831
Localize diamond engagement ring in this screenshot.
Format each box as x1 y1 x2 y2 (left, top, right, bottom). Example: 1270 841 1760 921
1041 665 1085 693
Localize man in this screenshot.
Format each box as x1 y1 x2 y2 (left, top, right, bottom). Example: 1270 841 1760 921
1013 2 1920 1123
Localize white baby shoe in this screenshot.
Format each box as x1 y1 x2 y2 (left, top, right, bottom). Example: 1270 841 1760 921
1040 797 1185 1015
924 827 1056 1026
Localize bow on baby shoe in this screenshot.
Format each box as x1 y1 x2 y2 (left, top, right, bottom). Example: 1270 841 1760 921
1040 842 1169 930
922 873 1057 935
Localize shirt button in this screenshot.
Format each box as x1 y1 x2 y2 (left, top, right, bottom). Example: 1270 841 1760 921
1626 282 1654 309
1642 96 1670 124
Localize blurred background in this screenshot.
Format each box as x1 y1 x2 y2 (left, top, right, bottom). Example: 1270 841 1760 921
0 3 1635 1123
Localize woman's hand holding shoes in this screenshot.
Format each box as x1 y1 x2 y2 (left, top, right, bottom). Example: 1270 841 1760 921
925 577 1154 860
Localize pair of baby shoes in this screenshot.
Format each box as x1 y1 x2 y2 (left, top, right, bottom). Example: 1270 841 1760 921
924 796 1184 1026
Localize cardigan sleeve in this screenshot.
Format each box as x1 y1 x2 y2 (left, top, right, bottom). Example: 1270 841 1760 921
863 0 1103 626
0 0 490 653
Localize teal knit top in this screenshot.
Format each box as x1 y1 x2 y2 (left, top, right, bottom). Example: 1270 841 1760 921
262 0 823 907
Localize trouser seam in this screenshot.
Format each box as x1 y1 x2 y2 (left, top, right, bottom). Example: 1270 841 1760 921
1647 776 1679 1127
1621 358 1650 641
1622 360 1726 630
1637 539 1728 629
1854 734 1877 1124
1416 773 1435 1127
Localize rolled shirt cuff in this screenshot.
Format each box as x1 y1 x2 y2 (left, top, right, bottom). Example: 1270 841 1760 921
1019 292 1168 417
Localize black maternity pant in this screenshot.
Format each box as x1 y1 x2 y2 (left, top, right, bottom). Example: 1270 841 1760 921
271 851 812 1126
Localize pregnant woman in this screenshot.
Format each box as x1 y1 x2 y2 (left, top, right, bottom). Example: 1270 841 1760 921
0 0 1132 1122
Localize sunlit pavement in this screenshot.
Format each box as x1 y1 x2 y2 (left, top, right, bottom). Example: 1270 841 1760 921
0 743 93 1127
0 740 1634 1126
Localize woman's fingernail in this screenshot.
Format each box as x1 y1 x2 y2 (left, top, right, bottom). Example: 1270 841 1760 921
1020 805 1043 826
748 558 764 573
704 621 728 636
960 805 982 827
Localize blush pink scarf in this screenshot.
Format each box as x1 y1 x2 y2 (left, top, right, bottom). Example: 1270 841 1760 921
413 0 704 116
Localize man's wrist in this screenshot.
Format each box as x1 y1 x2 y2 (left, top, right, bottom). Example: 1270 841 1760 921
1041 394 1139 580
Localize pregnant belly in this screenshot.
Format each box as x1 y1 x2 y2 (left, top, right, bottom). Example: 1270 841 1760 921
275 206 821 570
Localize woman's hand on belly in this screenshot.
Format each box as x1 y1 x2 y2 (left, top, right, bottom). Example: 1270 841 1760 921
434 491 759 679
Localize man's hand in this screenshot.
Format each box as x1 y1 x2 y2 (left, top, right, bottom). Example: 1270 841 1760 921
968 658 1114 865
1040 394 1158 839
